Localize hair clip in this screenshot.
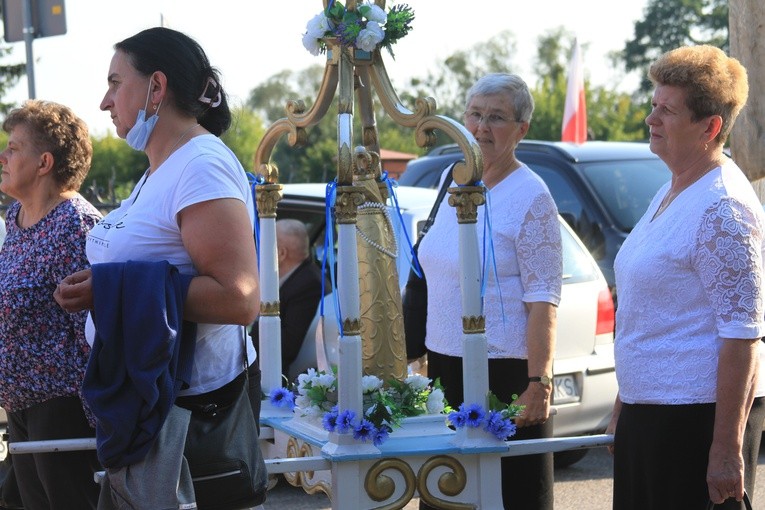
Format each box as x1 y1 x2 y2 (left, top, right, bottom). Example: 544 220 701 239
198 76 222 108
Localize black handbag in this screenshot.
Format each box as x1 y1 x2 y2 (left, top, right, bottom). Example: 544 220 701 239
706 491 753 510
183 332 268 510
402 163 455 360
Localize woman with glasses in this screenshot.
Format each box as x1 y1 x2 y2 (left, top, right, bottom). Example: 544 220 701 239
418 72 562 510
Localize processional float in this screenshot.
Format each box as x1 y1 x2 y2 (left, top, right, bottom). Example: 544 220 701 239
2 1 610 507
254 1 506 508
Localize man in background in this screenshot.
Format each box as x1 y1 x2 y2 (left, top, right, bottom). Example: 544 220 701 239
252 219 329 380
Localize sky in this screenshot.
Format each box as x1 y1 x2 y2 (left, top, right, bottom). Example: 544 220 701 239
1 0 650 136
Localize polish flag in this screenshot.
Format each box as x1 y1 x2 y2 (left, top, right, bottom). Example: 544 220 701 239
561 39 587 144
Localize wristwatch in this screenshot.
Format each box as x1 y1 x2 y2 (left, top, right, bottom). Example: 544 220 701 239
529 375 552 387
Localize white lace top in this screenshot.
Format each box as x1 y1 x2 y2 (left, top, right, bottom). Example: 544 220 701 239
419 164 562 359
615 160 765 404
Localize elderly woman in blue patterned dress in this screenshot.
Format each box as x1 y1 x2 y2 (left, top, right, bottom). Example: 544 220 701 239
0 100 102 509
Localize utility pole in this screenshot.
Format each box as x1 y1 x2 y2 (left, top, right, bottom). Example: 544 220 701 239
21 0 35 98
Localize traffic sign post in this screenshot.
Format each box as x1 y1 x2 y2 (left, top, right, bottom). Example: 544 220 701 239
1 0 67 98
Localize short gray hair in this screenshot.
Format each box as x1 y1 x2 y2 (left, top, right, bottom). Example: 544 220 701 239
465 73 534 123
276 219 310 259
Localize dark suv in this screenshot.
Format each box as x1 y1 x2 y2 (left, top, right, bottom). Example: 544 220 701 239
398 141 672 306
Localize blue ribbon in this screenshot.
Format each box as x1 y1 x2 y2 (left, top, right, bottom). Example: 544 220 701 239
381 171 421 277
321 181 344 337
478 182 506 324
246 172 265 261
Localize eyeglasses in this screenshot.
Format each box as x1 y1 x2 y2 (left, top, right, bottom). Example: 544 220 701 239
464 110 523 128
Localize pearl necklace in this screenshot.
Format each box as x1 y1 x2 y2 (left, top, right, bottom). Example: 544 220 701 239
355 202 398 258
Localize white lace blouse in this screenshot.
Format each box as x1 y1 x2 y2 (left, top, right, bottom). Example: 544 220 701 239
615 160 765 405
418 164 562 359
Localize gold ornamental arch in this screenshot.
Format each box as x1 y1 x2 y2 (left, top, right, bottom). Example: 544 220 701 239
252 0 485 385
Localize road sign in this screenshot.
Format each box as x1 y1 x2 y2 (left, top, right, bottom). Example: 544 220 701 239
2 0 66 43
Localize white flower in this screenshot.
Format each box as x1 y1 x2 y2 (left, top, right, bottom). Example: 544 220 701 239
302 32 322 56
355 21 384 52
294 394 312 409
361 3 387 24
297 369 321 393
300 405 324 419
305 12 333 38
405 374 431 392
361 375 383 393
317 373 336 389
426 388 446 414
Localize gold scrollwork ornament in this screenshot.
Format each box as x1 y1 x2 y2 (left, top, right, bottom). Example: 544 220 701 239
364 458 416 509
417 455 475 510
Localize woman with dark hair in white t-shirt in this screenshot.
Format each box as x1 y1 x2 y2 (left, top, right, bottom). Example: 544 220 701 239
54 27 262 509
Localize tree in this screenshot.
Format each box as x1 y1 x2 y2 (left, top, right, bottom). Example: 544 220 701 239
400 30 520 123
87 133 148 202
221 107 267 175
729 0 765 185
0 46 25 115
622 0 728 91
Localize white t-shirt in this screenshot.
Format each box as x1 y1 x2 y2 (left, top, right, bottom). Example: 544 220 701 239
418 164 562 359
85 134 256 396
615 160 765 404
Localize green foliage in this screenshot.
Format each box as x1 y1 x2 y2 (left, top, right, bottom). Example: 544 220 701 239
622 0 728 92
221 107 266 174
0 45 25 115
87 133 148 202
401 30 519 122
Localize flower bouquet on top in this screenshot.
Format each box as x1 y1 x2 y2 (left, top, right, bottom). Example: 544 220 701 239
268 368 449 446
302 1 415 57
447 391 525 440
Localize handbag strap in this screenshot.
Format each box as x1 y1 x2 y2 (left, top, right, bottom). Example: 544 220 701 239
413 162 456 250
706 491 752 510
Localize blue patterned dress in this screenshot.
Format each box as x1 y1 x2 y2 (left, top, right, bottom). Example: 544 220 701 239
0 196 101 415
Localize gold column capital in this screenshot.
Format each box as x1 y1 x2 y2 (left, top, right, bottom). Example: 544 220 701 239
255 184 283 219
448 186 486 224
334 186 366 224
462 315 486 334
260 301 280 317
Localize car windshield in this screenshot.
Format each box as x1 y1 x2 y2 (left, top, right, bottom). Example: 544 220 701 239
578 159 670 232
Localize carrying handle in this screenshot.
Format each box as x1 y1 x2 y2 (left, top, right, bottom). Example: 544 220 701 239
706 491 752 510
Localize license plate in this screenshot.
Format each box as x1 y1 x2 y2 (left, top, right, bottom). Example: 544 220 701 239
553 375 580 404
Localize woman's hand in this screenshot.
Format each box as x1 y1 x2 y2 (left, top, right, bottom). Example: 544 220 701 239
707 442 745 504
54 268 94 312
513 382 551 428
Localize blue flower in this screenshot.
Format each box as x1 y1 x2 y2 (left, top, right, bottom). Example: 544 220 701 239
323 408 339 432
464 403 485 428
485 410 517 440
373 426 390 446
269 387 296 409
448 408 468 428
352 419 377 442
336 409 357 434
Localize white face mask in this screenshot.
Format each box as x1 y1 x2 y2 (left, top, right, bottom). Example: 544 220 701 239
126 79 162 151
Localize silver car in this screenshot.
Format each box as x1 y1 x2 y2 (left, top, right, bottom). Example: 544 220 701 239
273 183 617 466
